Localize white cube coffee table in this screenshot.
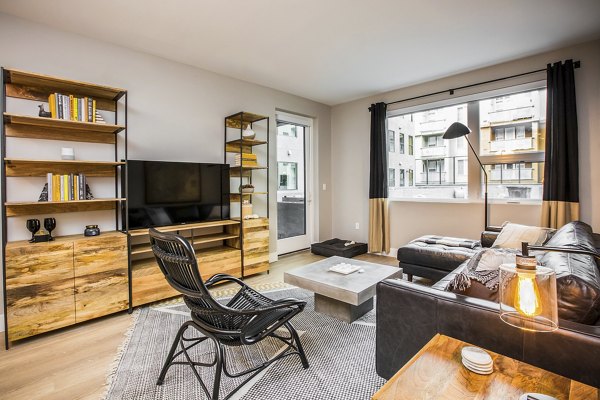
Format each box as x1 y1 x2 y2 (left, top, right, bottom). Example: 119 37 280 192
284 256 403 323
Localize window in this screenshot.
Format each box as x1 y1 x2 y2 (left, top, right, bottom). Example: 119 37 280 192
388 168 396 187
399 133 405 154
387 86 545 201
387 103 468 199
388 130 396 153
278 162 298 190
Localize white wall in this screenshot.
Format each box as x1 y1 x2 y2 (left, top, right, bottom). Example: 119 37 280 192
0 13 333 313
331 39 600 248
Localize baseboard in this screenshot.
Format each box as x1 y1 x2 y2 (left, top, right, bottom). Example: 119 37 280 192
269 252 278 263
0 314 4 332
389 247 398 257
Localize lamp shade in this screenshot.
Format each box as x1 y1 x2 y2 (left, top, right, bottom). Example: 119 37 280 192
499 263 558 332
443 122 471 139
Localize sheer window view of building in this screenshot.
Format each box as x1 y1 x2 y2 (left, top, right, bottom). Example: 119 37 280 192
387 104 468 199
387 88 546 201
479 89 546 200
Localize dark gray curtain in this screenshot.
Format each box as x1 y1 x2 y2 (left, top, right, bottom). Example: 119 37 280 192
368 102 389 253
541 59 579 228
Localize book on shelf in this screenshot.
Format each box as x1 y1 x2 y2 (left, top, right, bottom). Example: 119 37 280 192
46 173 87 202
47 93 97 123
234 153 258 167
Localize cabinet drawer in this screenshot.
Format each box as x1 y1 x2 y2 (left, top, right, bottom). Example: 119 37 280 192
73 233 127 277
6 278 76 341
5 242 74 286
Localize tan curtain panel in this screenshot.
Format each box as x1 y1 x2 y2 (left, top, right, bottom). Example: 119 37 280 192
369 198 390 253
541 201 579 229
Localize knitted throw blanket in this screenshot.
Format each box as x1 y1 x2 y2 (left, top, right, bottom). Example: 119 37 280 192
416 235 480 249
448 248 519 292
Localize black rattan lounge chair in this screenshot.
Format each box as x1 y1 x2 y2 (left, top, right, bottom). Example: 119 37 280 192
149 228 309 400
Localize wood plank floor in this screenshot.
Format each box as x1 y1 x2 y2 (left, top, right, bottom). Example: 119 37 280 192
0 251 399 400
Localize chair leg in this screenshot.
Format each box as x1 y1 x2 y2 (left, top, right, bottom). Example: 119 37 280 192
286 322 309 369
157 321 191 385
406 273 413 282
212 343 224 400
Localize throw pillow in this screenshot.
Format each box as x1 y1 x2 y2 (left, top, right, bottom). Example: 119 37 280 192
492 222 554 249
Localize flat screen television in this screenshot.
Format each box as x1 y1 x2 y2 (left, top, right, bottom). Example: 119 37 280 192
123 160 230 230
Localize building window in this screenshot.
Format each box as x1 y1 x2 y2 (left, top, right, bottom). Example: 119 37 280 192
387 86 545 201
278 162 298 190
399 133 405 154
388 130 396 153
278 125 297 137
388 168 396 187
399 169 405 186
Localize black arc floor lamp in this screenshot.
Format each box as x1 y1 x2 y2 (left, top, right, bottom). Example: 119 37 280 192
443 122 489 230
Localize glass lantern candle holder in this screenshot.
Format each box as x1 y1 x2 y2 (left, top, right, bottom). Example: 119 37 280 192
499 263 558 332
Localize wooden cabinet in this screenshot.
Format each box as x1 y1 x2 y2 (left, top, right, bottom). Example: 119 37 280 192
129 220 242 307
5 232 128 342
226 217 269 276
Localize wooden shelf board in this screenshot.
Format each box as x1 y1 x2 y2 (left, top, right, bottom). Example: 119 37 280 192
230 165 267 170
128 220 240 237
4 158 124 177
226 112 268 124
5 198 125 217
6 230 125 249
4 113 124 144
226 138 268 147
130 233 239 255
4 69 125 111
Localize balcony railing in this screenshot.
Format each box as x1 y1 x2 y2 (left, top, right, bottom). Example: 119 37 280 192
420 146 446 157
489 137 534 152
491 168 533 181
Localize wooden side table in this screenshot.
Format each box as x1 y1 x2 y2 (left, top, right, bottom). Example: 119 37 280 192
372 334 599 400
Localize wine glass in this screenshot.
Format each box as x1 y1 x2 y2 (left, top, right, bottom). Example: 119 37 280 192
26 219 40 243
44 218 56 241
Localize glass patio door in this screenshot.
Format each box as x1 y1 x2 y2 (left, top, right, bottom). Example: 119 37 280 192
276 113 312 255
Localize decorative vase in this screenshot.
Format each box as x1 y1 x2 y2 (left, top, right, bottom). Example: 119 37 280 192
84 225 101 236
242 125 256 140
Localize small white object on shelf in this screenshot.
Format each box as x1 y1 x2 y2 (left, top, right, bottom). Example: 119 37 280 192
61 147 75 160
328 262 361 275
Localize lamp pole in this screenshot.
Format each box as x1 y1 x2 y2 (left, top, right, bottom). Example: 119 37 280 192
464 135 488 231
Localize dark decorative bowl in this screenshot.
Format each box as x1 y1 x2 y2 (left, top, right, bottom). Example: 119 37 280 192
84 225 101 236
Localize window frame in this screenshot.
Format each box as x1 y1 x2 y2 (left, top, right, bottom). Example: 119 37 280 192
386 80 546 204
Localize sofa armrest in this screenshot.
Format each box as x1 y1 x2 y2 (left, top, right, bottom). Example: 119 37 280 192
375 279 600 387
480 230 500 248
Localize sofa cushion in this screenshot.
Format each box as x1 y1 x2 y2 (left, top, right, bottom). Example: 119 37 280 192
492 222 554 249
544 221 598 256
397 236 480 273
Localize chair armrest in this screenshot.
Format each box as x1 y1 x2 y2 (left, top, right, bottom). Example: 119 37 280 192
204 273 249 289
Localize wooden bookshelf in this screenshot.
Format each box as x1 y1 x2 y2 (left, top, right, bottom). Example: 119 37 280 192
225 112 268 129
4 113 125 144
230 192 268 203
4 158 125 177
1 68 128 347
3 68 126 112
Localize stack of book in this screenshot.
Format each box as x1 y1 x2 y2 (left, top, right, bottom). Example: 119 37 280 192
234 153 258 167
48 93 97 122
46 173 88 202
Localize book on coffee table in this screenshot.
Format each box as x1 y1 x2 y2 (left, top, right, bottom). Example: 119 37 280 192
328 263 361 275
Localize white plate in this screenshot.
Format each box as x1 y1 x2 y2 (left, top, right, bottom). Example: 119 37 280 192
518 394 558 400
461 346 493 366
462 359 493 375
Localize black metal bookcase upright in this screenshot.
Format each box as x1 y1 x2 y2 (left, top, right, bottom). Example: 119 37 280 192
0 68 128 348
224 112 270 278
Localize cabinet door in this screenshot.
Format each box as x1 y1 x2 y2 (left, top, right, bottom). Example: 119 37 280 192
242 218 270 276
74 233 128 322
5 242 75 341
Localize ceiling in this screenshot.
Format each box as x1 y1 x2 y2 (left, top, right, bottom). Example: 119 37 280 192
1 0 600 106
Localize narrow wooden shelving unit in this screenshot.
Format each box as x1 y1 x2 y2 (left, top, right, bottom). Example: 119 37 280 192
1 68 128 347
224 111 270 278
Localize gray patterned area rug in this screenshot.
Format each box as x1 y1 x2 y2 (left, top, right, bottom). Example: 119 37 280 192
105 287 384 400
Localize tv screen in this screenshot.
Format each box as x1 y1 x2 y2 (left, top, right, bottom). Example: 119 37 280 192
123 160 230 230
